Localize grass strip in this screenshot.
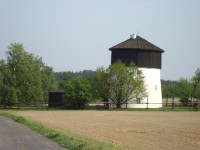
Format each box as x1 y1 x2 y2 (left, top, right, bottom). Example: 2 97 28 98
2 113 114 150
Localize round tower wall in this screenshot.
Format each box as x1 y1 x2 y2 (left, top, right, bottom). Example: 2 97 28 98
121 68 162 108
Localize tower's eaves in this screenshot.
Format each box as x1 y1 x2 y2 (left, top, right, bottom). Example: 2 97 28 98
109 34 164 52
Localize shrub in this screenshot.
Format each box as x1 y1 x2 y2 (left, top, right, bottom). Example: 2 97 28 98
64 76 94 109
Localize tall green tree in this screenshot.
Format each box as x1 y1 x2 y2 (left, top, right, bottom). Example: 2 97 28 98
95 61 146 108
0 60 18 107
0 43 58 106
6 43 43 104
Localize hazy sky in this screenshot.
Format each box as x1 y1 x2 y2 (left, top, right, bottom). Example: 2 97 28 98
0 0 199 80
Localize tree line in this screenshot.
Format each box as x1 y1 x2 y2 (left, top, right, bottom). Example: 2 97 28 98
64 61 147 108
162 70 200 106
56 68 200 108
0 43 147 109
54 63 200 108
55 70 95 90
1 43 199 109
0 43 58 107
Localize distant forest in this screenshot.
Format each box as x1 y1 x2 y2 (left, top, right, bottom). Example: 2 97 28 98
54 70 177 89
55 70 96 89
161 80 178 85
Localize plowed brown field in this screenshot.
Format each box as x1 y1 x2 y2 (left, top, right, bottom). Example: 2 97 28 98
13 111 200 150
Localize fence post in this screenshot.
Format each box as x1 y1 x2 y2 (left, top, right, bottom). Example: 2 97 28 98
172 96 174 110
166 96 168 107
146 96 149 109
191 94 193 105
126 99 128 109
193 98 198 111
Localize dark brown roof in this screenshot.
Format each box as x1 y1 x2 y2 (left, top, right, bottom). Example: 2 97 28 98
109 35 164 52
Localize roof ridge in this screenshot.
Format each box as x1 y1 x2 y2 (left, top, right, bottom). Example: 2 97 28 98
109 35 164 52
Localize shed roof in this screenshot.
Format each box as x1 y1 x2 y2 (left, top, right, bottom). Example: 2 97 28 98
109 34 164 52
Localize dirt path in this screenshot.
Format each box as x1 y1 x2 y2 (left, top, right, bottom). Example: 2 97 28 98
0 116 65 150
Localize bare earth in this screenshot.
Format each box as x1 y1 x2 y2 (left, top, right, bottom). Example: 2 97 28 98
12 111 200 150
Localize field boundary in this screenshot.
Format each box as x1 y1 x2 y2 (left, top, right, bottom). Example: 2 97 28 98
1 113 115 150
0 98 199 111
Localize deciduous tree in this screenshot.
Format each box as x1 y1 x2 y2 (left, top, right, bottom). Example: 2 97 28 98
0 60 18 107
0 43 58 106
177 78 193 106
6 43 43 104
95 61 147 108
64 76 94 108
95 67 110 101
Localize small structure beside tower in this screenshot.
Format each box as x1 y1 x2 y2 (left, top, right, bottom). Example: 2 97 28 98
109 34 165 108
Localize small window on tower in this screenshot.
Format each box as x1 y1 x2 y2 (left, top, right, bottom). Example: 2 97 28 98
155 85 157 90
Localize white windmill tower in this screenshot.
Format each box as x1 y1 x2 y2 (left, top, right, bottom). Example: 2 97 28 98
109 34 165 108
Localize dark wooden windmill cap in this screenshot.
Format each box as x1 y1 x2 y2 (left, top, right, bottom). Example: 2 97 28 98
109 34 164 52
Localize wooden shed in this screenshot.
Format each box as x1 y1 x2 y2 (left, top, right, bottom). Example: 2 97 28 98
48 91 65 107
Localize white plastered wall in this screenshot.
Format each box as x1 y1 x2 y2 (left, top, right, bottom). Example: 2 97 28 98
122 68 162 108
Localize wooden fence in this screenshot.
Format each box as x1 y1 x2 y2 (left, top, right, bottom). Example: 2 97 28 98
0 98 199 111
